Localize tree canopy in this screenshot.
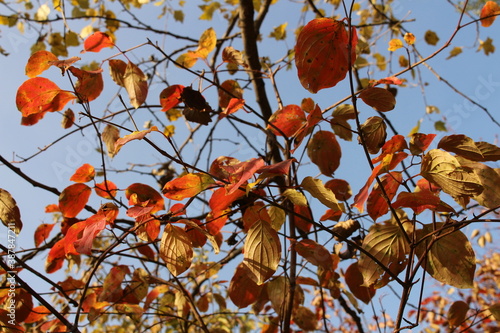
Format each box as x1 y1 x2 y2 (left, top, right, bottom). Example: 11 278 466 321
1 0 500 332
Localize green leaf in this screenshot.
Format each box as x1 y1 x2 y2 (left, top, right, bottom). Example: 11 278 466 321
421 149 483 205
358 222 410 288
415 223 476 288
434 120 447 131
243 220 281 285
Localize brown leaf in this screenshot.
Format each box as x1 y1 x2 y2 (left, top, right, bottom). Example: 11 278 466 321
124 61 148 108
229 263 264 308
307 130 342 176
359 116 387 154
0 188 23 235
108 59 127 87
331 219 360 242
101 124 120 158
359 87 396 112
345 262 376 304
438 134 500 161
447 300 469 328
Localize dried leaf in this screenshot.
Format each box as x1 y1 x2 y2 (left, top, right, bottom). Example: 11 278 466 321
243 220 281 285
438 134 500 161
160 224 193 276
359 116 387 154
295 18 357 93
324 178 352 201
102 124 120 158
124 61 148 108
447 300 469 328
222 46 247 67
456 158 500 209
294 239 333 270
114 126 158 154
108 59 127 87
410 133 436 155
0 188 23 234
61 108 75 129
345 262 376 304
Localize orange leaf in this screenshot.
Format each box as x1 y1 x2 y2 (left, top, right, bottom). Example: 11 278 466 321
16 77 76 117
294 204 313 233
58 183 91 218
24 306 50 324
34 223 55 247
372 134 408 164
324 178 352 201
345 262 376 304
243 202 272 232
72 213 108 255
162 173 215 201
126 183 165 213
98 265 130 302
294 239 333 270
160 85 184 111
83 31 114 53
392 190 456 215
219 98 245 119
295 18 357 93
48 56 81 74
94 180 118 199
25 50 58 78
70 163 95 183
480 1 500 27
293 104 323 151
45 203 60 213
410 133 436 155
307 130 341 176
359 87 396 112
218 79 243 110
68 66 104 102
229 263 264 308
222 46 247 67
267 104 306 137
209 187 245 212
184 219 208 248
46 238 66 273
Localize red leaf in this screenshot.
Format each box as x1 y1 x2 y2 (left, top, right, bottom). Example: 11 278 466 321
73 213 108 255
25 50 58 78
372 135 408 164
184 219 208 247
293 103 323 151
68 66 104 102
359 87 396 112
126 183 165 213
367 172 402 221
83 31 114 53
294 239 333 270
16 77 76 117
34 223 55 247
219 98 245 119
45 204 60 213
480 1 500 27
58 183 91 218
410 133 437 155
374 76 404 85
218 79 243 110
225 158 266 194
46 239 67 273
295 18 357 93
48 57 81 74
135 243 156 260
209 187 245 212
70 163 95 183
392 190 456 214
267 104 306 137
114 126 159 154
307 130 341 176
294 204 313 233
160 85 184 111
21 112 46 126
229 263 264 308
256 158 295 176
94 180 118 199
99 265 130 302
324 178 352 201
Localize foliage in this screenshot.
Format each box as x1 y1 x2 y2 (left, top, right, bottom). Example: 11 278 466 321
1 0 500 332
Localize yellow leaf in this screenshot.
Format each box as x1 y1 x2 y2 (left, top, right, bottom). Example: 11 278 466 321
282 188 308 206
404 32 416 45
301 176 342 211
0 188 23 235
199 2 221 20
388 38 403 51
269 23 288 40
124 61 148 108
478 37 495 56
424 30 439 46
446 46 463 59
35 4 50 21
175 51 198 68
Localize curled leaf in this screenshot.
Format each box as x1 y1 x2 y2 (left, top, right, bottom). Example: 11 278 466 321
0 188 23 234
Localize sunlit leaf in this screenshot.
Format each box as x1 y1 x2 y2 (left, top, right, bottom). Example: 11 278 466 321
24 305 50 324
301 176 342 211
126 183 165 213
456 158 500 209
307 130 342 176
124 61 148 108
70 163 95 183
282 189 308 207
331 219 360 242
160 85 184 112
160 223 193 276
392 190 455 215
295 18 357 93
101 124 120 158
222 46 247 68
438 134 500 161
480 1 500 27
269 22 287 40
0 188 23 235
358 222 410 288
267 104 306 137
415 223 475 288
114 126 158 154
359 116 387 154
388 38 403 51
410 133 436 155
367 172 402 221
162 173 215 201
16 77 76 117
58 183 91 218
25 50 58 77
196 27 217 59
404 32 416 45
446 46 463 59
83 31 114 53
34 223 55 247
94 180 118 199
108 59 127 87
243 219 281 285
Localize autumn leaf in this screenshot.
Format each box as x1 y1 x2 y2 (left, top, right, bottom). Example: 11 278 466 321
218 79 243 109
404 32 416 45
301 176 342 211
0 188 23 234
70 163 95 183
359 87 396 112
125 183 165 213
325 178 352 201
283 189 308 207
243 219 281 285
388 38 403 51
219 98 245 119
72 213 108 255
421 149 483 205
108 59 127 87
345 262 376 304
98 265 129 302
267 104 306 137
34 223 55 247
392 190 455 215
222 46 247 67
180 87 213 125
162 173 215 201
58 183 91 218
16 77 76 117
295 18 357 93
438 134 500 161
294 239 333 270
359 116 387 154
114 126 159 154
160 85 184 111
229 263 264 308
24 306 50 324
293 306 318 331
415 223 476 288
367 172 402 221
61 108 75 129
424 30 439 45
480 1 500 27
410 133 436 155
25 50 58 77
447 301 469 328
224 157 265 194
456 157 500 209
102 124 120 158
331 219 360 241
124 61 148 108
307 130 342 176
83 31 114 53
160 223 194 276
358 222 410 288
94 180 118 199
48 56 81 74
195 27 217 59
68 66 104 102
